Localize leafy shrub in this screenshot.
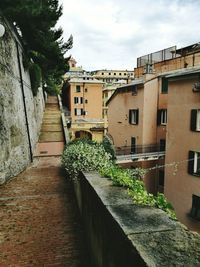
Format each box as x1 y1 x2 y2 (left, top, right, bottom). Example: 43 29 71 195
62 139 112 179
62 138 176 220
102 136 116 161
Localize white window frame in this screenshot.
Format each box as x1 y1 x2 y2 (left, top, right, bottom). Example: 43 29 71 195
196 110 200 131
194 151 200 175
130 110 137 124
161 109 167 125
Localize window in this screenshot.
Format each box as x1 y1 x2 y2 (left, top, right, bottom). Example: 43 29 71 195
74 108 84 116
190 194 200 220
160 139 166 151
191 109 200 131
114 73 116 75
131 137 136 154
74 97 83 104
188 151 200 176
161 78 168 93
76 85 81 92
157 109 167 125
124 73 127 76
85 88 88 92
85 99 88 104
119 73 121 76
102 72 104 75
129 109 139 125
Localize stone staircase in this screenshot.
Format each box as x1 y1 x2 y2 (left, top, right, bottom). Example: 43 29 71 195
34 96 65 157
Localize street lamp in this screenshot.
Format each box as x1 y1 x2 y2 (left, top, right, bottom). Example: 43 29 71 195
0 24 5 37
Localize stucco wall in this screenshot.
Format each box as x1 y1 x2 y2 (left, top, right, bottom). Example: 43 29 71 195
164 75 200 232
0 16 44 184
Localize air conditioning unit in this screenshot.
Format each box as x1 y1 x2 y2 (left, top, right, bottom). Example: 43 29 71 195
144 63 153 74
193 82 200 92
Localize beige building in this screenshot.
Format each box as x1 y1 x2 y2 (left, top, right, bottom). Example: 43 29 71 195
91 69 134 84
164 68 200 232
107 43 200 232
62 75 105 142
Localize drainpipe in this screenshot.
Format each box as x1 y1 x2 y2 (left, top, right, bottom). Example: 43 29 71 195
16 41 33 162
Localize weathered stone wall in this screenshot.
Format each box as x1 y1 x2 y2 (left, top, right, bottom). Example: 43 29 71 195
74 172 200 267
0 16 44 184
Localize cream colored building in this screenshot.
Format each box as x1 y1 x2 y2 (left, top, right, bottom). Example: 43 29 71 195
91 69 134 84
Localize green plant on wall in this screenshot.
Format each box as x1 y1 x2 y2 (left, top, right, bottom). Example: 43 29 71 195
62 138 176 220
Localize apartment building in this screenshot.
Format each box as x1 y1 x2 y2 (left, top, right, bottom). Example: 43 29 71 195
107 43 200 232
91 69 134 84
107 75 165 193
164 68 200 232
62 75 105 142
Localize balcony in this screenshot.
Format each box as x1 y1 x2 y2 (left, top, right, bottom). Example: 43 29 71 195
116 144 165 163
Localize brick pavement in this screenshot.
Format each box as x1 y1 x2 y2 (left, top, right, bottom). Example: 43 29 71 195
0 96 91 266
0 157 91 267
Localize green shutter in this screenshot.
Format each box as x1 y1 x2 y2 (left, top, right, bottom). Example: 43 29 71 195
157 110 162 125
136 109 139 125
162 78 168 93
191 110 197 131
129 110 132 124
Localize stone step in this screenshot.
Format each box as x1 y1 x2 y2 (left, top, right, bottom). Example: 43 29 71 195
39 131 64 142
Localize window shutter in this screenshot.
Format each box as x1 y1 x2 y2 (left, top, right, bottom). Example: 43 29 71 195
157 110 161 125
129 110 132 124
74 108 77 116
136 109 139 124
191 109 197 131
188 151 195 174
81 97 83 104
162 78 168 93
74 97 76 104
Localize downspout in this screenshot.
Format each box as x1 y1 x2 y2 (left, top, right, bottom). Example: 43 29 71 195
16 41 33 162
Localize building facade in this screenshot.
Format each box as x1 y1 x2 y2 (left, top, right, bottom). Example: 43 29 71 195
62 75 105 142
91 69 134 84
164 68 200 232
107 43 200 232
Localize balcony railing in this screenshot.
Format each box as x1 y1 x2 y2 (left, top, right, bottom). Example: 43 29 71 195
115 144 165 163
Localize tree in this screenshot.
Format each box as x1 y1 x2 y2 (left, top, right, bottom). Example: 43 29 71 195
0 0 72 94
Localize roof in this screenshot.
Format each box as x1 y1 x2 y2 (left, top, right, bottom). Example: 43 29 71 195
106 79 144 106
165 67 200 79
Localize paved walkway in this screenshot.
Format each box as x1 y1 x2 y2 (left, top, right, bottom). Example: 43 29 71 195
0 97 90 266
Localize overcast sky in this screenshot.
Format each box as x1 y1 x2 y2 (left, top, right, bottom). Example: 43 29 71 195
58 0 200 71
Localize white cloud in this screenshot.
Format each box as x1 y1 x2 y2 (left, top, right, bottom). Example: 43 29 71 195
58 0 200 70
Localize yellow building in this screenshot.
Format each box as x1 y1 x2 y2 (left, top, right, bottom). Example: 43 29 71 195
62 75 105 142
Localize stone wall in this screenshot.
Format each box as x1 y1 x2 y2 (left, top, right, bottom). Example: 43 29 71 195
0 16 44 184
74 172 200 267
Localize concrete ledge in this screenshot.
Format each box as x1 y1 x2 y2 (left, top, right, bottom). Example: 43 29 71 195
73 172 200 267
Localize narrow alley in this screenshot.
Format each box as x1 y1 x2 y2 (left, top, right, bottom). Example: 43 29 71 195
0 97 90 267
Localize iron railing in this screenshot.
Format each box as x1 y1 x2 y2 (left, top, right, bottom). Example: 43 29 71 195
115 144 165 156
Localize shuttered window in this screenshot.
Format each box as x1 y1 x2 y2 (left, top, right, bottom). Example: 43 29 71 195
74 108 84 116
129 109 139 125
188 151 200 176
157 109 167 125
191 109 200 131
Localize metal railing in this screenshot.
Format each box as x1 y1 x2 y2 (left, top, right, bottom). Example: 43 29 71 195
115 144 165 156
